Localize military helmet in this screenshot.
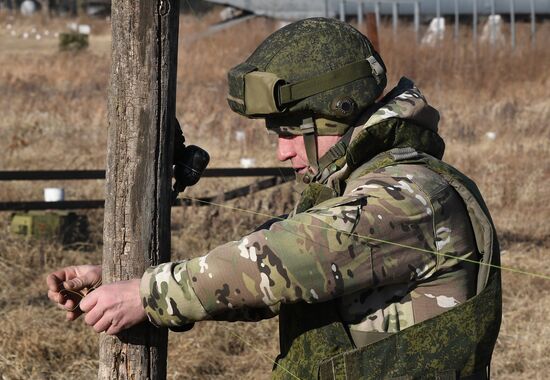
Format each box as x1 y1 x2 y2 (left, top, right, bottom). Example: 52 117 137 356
227 17 387 136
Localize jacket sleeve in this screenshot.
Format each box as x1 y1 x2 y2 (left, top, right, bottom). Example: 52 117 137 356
140 179 442 328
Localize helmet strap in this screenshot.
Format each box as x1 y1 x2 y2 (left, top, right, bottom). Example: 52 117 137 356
300 118 319 174
299 118 355 184
314 126 354 182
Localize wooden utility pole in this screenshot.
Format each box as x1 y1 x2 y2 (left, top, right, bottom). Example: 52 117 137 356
100 0 180 379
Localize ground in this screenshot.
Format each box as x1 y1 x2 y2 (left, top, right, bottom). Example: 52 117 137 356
0 10 549 380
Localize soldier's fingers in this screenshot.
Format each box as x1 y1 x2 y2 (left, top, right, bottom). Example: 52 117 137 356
54 298 80 312
47 289 66 305
64 272 98 291
105 321 122 336
79 292 97 313
66 310 82 321
92 314 112 333
63 277 83 291
64 298 79 311
47 289 59 302
46 272 65 291
84 304 103 326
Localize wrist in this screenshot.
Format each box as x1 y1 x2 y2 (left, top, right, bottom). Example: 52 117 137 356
140 261 209 327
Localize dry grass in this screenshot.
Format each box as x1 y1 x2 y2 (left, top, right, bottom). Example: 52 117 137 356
0 10 549 379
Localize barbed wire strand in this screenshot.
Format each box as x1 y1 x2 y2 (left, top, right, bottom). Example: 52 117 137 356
176 193 550 375
181 195 550 281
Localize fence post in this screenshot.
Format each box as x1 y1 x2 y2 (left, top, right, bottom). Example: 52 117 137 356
510 0 516 49
374 1 381 34
414 1 420 43
357 1 364 28
530 0 536 46
454 0 459 40
435 0 442 47
473 0 478 46
339 0 346 22
99 0 180 379
392 1 398 36
490 0 496 46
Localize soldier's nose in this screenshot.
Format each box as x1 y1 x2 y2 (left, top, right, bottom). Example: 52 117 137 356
277 137 296 162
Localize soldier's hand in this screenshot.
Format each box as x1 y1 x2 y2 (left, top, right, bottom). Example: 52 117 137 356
79 279 147 335
46 264 102 321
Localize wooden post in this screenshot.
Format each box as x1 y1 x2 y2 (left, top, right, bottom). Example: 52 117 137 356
99 0 180 379
392 2 398 36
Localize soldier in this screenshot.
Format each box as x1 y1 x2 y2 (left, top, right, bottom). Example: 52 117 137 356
47 18 501 379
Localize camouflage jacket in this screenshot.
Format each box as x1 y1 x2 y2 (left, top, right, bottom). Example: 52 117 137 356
140 78 479 343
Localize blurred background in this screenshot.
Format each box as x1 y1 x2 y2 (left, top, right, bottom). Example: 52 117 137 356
0 1 549 379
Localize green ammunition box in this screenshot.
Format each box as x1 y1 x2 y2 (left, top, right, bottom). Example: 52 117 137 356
10 211 89 244
59 32 89 51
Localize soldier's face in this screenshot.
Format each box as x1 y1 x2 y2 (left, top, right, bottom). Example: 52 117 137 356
277 135 342 175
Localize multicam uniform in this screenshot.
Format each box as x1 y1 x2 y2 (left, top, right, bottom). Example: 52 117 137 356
140 80 479 345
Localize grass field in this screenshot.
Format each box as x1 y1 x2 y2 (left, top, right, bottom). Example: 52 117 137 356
0 10 549 379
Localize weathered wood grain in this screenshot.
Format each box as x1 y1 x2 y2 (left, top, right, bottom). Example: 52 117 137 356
100 1 180 379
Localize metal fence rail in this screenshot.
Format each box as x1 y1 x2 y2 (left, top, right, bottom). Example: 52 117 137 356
0 167 295 211
0 167 295 181
0 200 105 211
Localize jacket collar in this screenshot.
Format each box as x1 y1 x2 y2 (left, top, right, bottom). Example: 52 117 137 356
316 77 445 193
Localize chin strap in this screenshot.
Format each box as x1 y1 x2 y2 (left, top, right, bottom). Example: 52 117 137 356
301 118 318 177
300 118 354 184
